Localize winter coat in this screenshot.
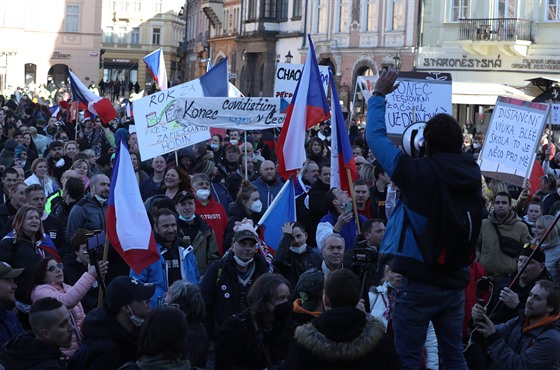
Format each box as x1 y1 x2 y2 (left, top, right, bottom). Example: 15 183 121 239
282 307 402 370
66 194 107 241
477 210 531 279
366 95 482 290
223 202 262 251
195 195 229 255
1 331 66 370
316 211 367 251
200 252 269 339
251 176 284 213
62 255 99 313
119 355 191 370
24 173 57 197
130 238 200 309
177 215 220 276
31 273 95 357
273 233 322 288
540 243 560 283
0 306 24 357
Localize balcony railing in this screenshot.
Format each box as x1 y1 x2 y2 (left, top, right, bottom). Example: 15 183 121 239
459 18 531 42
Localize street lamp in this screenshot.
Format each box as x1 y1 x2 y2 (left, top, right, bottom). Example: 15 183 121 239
393 52 401 70
284 51 293 63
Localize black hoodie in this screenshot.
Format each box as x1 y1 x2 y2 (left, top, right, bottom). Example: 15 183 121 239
2 331 66 370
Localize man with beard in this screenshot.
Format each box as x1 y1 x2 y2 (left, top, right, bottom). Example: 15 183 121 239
140 156 166 201
130 209 199 308
251 160 284 213
45 141 71 184
0 262 25 355
0 181 26 234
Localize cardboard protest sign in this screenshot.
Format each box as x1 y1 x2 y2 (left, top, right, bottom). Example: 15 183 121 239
385 72 452 141
174 97 289 130
478 96 550 186
273 63 330 99
133 81 211 160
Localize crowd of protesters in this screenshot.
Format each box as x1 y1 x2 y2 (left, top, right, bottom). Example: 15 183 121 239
0 70 558 370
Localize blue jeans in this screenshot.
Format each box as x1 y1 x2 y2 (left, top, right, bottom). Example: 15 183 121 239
392 277 468 370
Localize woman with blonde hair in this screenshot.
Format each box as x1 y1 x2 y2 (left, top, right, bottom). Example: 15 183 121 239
25 158 57 197
71 158 91 191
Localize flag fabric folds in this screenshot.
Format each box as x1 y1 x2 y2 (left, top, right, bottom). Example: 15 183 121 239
68 69 118 124
329 70 358 191
143 48 168 90
258 177 296 251
106 141 160 274
199 58 229 97
276 35 331 180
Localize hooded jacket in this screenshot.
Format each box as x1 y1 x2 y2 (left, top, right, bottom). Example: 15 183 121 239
177 214 220 276
66 194 107 241
282 307 402 370
366 95 482 290
1 331 66 370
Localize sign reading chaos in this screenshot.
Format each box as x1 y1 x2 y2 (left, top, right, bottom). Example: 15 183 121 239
385 72 452 140
478 96 550 186
133 81 211 160
174 97 289 130
274 63 330 99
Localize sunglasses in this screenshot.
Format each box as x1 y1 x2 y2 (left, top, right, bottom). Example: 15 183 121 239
47 263 63 273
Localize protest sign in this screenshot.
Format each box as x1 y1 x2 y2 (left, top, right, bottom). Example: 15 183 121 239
174 97 289 130
273 63 330 99
356 75 378 101
478 96 550 186
385 72 452 141
552 103 560 124
133 81 211 160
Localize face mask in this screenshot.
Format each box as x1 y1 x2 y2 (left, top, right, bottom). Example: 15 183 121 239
233 255 253 267
179 214 195 222
250 200 262 213
273 301 292 321
196 189 211 200
127 305 144 327
55 158 65 168
230 140 238 145
95 194 107 203
210 143 219 151
289 244 307 254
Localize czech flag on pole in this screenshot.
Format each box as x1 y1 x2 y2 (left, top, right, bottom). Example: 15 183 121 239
68 69 117 124
143 48 168 90
276 35 330 180
329 69 357 191
258 176 296 251
106 141 159 274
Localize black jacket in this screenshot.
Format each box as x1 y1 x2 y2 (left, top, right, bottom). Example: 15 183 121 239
273 233 322 288
223 202 262 251
283 307 402 370
0 201 17 236
2 331 66 370
62 254 99 314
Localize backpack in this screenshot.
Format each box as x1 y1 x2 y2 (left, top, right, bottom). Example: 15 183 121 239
408 178 483 270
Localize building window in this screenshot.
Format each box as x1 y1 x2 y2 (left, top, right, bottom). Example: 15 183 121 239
293 0 302 18
548 0 560 20
364 0 378 31
338 0 350 32
279 0 288 19
131 28 140 44
65 4 80 32
387 0 404 31
117 27 126 44
497 0 517 18
316 0 328 33
450 0 469 21
104 27 114 43
152 28 161 45
120 1 129 12
155 0 162 13
264 0 277 19
133 1 141 12
248 0 257 19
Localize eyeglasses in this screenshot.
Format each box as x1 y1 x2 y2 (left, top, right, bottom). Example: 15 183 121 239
47 263 63 273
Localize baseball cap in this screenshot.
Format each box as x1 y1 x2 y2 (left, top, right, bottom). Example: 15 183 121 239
49 141 64 150
233 230 259 244
0 262 24 279
174 190 195 204
296 268 324 311
106 276 155 311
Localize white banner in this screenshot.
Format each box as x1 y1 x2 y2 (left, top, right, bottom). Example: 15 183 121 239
552 103 560 125
385 72 452 139
273 63 330 99
174 97 288 130
133 81 211 160
478 96 550 186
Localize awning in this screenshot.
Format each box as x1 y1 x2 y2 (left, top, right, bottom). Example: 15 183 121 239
452 82 535 105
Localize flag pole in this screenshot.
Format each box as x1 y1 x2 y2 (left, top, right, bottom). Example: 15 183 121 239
349 77 359 124
347 168 361 234
257 175 294 227
97 235 110 307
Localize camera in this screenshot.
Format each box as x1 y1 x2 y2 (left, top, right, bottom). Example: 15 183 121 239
351 235 379 280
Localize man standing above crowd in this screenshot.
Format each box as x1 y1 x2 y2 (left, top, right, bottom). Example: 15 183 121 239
366 68 482 369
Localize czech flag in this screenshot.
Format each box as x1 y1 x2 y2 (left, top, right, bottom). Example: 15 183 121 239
106 141 159 274
143 48 168 90
276 35 330 180
68 69 118 124
258 176 296 251
329 69 357 191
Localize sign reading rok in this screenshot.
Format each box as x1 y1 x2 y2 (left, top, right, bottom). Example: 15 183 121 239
478 96 550 186
133 81 211 160
174 97 289 130
385 72 452 139
274 63 330 99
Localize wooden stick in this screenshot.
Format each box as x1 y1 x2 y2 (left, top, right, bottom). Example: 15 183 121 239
97 235 110 307
347 167 361 234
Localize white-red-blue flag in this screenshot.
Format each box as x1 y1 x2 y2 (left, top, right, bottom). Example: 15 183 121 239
68 69 118 124
143 48 168 90
106 141 159 273
276 35 330 179
258 176 296 251
329 69 357 191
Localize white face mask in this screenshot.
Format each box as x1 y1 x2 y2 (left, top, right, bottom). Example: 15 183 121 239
179 214 195 222
127 305 145 327
230 139 238 146
196 189 211 200
289 244 307 254
210 143 219 151
234 255 254 267
249 200 262 213
473 143 480 149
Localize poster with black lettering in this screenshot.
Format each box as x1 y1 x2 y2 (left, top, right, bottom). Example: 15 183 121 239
273 63 330 99
552 104 560 125
385 72 452 141
478 97 550 186
133 81 211 160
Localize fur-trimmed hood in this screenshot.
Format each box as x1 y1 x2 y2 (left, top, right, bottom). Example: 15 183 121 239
294 307 386 361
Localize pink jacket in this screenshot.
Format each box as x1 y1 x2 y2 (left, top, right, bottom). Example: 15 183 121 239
31 272 96 357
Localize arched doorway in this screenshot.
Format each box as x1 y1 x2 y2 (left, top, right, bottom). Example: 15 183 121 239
352 64 377 118
48 64 69 86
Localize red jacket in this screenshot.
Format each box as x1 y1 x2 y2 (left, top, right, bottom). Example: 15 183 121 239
195 196 228 255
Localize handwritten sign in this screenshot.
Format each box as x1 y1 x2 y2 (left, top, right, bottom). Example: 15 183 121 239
478 96 550 186
385 72 452 139
133 81 211 160
174 97 288 130
273 63 330 99
552 103 560 125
